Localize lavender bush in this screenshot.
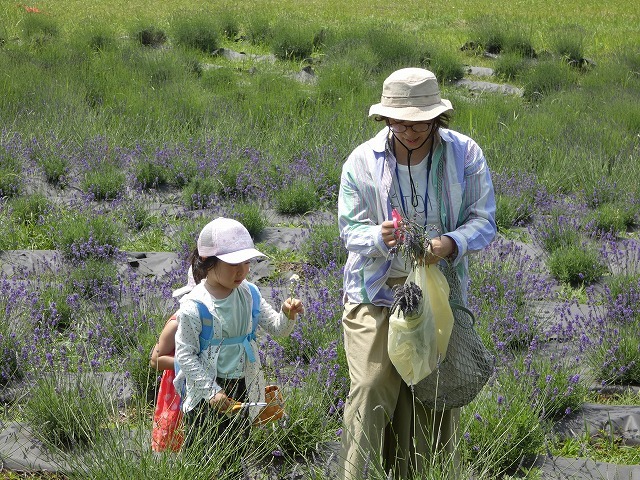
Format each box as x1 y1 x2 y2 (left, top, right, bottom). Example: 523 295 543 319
491 171 539 231
23 371 114 450
0 134 25 198
462 377 545 477
584 242 640 385
0 320 22 386
468 237 556 353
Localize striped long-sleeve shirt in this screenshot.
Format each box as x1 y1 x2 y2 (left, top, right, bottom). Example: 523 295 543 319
338 127 496 307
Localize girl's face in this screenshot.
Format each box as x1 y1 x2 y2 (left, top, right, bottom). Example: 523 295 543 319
206 260 250 295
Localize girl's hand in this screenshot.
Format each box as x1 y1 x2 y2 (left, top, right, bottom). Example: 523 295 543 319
283 298 303 320
210 391 234 413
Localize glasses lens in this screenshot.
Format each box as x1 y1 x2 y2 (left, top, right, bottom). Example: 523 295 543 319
412 123 432 132
389 124 407 133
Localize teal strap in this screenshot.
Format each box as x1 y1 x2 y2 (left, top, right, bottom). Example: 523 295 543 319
208 332 257 362
247 282 261 333
195 301 214 352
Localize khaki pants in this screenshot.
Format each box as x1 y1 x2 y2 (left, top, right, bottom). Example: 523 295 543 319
339 297 460 480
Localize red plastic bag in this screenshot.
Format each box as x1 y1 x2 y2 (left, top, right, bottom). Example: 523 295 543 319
151 368 183 452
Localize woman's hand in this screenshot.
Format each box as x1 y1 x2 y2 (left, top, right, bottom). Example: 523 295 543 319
283 298 303 320
423 235 457 265
382 220 402 248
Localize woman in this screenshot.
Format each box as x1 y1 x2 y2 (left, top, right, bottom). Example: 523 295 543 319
337 68 496 479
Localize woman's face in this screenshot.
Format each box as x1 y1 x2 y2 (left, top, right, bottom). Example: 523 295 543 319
387 119 434 149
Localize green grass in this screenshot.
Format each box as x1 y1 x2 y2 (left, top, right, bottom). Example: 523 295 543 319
588 388 640 406
24 371 115 449
588 202 639 235
230 202 269 238
274 180 323 215
3 2 639 195
547 244 609 286
551 432 640 466
463 389 545 477
5 0 637 59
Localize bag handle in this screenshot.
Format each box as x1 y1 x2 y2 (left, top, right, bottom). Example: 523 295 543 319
449 300 475 326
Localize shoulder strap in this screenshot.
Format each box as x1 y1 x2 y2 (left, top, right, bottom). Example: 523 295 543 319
193 300 214 352
174 300 213 363
173 300 215 400
246 282 261 334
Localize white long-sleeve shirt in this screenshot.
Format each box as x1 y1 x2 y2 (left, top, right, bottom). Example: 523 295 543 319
174 280 294 420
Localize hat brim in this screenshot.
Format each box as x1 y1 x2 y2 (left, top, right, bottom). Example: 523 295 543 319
217 248 266 265
368 99 453 122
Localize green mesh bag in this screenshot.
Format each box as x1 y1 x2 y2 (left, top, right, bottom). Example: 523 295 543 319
413 262 495 410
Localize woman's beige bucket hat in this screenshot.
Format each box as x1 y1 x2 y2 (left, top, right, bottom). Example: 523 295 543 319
369 68 453 121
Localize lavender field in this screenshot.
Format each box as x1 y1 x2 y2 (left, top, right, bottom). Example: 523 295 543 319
1 1 640 478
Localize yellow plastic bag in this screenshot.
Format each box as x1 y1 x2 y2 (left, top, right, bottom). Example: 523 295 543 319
388 264 454 385
424 265 454 358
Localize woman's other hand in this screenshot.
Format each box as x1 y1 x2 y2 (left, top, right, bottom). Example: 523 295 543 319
423 235 457 265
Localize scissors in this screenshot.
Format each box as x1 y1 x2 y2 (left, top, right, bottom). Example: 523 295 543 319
230 401 268 412
392 209 404 240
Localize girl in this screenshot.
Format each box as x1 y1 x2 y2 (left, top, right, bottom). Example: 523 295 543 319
173 217 303 451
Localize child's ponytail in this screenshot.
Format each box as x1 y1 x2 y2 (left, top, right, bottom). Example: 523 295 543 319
189 246 219 284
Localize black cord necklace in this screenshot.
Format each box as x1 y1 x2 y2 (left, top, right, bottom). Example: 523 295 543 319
391 131 435 214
